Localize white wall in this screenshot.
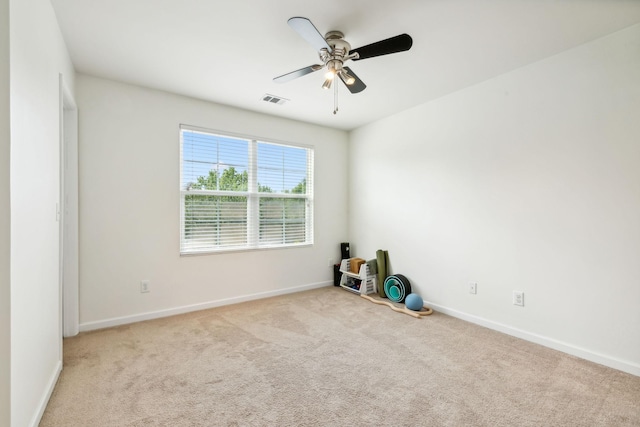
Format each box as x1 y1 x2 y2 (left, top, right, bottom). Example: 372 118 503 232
0 0 11 424
349 24 640 375
77 75 348 328
9 0 75 425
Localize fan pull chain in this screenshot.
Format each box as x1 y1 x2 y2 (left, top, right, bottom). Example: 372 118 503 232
333 79 339 115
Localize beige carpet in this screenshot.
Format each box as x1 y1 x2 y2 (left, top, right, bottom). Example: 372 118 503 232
41 287 640 426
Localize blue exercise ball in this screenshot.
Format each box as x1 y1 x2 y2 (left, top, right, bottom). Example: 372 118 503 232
405 293 423 311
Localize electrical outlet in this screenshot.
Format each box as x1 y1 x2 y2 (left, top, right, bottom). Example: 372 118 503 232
328 258 334 267
469 282 477 294
513 290 524 306
140 280 150 293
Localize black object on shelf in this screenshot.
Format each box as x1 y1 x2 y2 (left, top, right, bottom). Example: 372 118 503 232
341 242 350 260
333 264 341 286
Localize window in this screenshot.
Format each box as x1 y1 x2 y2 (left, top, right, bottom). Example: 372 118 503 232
180 126 313 254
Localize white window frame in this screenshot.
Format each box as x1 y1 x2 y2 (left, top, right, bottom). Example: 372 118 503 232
179 125 314 255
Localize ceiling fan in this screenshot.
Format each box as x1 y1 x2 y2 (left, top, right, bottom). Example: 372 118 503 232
274 17 412 112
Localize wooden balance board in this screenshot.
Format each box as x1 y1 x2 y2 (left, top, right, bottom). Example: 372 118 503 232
360 294 433 319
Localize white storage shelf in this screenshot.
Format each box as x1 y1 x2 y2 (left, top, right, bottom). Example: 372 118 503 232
339 259 377 295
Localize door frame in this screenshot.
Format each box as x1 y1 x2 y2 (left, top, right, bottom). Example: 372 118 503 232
59 75 79 338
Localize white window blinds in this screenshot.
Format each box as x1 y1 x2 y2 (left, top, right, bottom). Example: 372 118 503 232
180 126 313 254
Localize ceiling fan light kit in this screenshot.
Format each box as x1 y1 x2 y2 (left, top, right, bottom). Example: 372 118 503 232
274 17 412 114
339 70 356 86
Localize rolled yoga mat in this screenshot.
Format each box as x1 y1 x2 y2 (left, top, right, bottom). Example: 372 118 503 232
376 250 388 298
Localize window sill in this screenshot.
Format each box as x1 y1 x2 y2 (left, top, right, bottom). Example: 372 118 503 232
179 243 313 257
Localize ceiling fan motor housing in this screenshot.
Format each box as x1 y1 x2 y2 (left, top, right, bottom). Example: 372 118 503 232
320 31 352 73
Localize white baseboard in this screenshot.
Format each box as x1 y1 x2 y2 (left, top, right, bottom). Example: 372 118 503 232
79 281 332 332
30 359 62 427
425 301 640 377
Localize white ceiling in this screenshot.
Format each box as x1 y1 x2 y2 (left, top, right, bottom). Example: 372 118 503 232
50 0 640 131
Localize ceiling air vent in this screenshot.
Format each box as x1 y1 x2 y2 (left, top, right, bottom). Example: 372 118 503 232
261 94 289 106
